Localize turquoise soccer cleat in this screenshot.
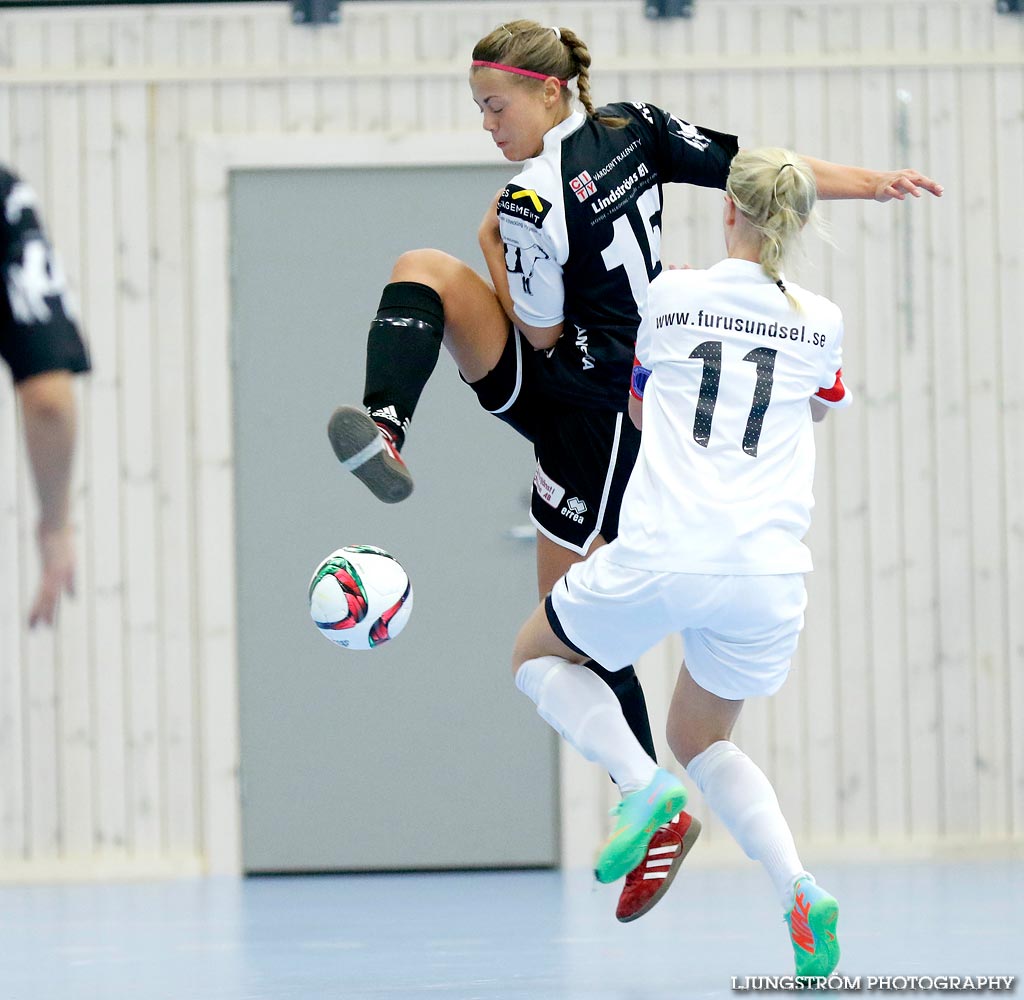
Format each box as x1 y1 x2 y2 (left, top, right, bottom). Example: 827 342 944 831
594 768 688 884
786 876 841 979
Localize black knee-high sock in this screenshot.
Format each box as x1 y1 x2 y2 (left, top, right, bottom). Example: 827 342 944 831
583 661 658 765
363 281 445 449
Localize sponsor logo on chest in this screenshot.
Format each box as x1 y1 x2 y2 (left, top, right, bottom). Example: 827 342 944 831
569 170 597 203
566 138 650 207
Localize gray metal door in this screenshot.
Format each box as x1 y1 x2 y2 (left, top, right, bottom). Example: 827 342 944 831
230 165 558 872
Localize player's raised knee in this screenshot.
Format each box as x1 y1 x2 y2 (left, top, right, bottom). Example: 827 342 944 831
391 248 460 287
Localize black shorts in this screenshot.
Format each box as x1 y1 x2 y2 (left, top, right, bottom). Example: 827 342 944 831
466 329 641 554
0 279 90 383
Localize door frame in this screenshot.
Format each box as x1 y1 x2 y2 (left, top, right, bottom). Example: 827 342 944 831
190 132 506 873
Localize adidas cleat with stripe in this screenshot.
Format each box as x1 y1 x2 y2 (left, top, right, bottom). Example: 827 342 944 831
328 405 413 504
616 811 701 922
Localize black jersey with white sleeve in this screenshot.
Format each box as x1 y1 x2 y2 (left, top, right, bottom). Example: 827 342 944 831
496 102 738 410
0 165 90 384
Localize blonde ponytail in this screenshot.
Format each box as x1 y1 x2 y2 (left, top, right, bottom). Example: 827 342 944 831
726 149 819 309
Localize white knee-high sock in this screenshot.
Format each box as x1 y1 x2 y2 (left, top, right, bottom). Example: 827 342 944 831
515 656 659 795
686 740 808 908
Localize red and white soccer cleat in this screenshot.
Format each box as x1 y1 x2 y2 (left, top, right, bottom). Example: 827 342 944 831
615 811 701 923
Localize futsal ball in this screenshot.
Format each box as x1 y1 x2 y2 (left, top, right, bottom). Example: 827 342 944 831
308 545 413 650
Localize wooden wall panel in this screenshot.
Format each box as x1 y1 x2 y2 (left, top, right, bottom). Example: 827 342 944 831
149 26 200 857
0 23 27 861
923 9 975 839
115 18 163 855
46 16 95 863
786 1 840 848
859 7 909 845
993 63 1024 838
0 0 1019 878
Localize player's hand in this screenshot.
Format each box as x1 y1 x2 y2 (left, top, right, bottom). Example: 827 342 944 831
666 263 693 270
29 521 75 627
874 169 944 202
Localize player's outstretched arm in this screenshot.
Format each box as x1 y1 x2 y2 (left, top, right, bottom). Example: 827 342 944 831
798 156 944 202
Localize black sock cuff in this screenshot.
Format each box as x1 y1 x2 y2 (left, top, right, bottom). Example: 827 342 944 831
378 281 445 329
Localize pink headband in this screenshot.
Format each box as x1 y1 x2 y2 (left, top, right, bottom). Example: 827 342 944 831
471 60 568 86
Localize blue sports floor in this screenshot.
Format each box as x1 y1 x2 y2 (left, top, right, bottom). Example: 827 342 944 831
1 859 1020 999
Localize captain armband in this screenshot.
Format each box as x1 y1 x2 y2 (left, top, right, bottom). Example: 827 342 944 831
630 358 652 401
814 368 853 408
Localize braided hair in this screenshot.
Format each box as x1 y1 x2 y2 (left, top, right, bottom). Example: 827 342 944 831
472 20 627 127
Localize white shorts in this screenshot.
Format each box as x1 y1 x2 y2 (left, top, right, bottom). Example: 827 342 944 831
546 545 807 701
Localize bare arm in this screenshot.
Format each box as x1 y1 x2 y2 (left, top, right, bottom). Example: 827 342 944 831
17 369 77 626
628 392 643 430
478 192 518 327
800 156 944 202
810 397 830 423
478 192 562 350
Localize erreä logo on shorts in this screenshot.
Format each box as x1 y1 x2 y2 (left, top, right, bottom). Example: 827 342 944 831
560 497 587 523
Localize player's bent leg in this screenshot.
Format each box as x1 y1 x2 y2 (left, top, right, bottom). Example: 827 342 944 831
512 605 660 817
536 532 694 919
511 600 586 672
533 521 591 596
670 668 836 976
330 250 509 503
536 533 659 764
665 659 744 767
513 628 685 889
362 269 445 448
513 651 659 802
584 659 657 763
390 249 510 383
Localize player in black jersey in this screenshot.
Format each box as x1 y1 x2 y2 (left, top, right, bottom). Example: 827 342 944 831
1 165 90 627
327 20 942 920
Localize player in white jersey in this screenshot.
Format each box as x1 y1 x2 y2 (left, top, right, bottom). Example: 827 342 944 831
615 253 845 581
512 148 848 978
326 19 941 923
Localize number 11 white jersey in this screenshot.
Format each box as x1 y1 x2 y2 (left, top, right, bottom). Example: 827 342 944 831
614 258 851 575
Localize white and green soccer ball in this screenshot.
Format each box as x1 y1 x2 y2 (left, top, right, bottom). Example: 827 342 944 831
308 544 413 650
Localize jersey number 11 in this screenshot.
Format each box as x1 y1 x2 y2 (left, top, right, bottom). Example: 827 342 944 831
690 341 777 458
